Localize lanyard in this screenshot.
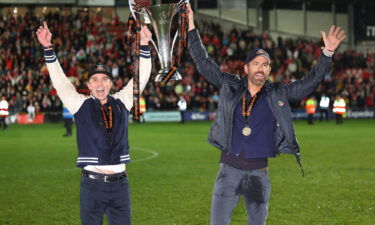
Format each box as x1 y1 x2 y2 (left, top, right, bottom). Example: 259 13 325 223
101 105 113 131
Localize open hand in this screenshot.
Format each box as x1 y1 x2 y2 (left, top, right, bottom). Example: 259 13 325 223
321 25 346 52
36 21 52 47
140 26 152 45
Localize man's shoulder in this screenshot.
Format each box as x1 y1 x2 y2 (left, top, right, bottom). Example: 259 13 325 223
265 80 284 89
109 95 128 109
264 81 288 97
73 96 98 112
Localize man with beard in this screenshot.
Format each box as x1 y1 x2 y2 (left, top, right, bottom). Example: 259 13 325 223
36 21 152 225
187 5 345 225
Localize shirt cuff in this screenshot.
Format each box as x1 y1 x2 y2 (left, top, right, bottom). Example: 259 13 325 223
44 48 57 63
140 45 151 58
322 48 334 57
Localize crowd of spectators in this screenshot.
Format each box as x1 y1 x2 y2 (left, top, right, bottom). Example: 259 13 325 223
0 9 374 120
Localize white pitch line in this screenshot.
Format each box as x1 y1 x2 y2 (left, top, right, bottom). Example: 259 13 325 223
0 146 159 178
132 147 159 163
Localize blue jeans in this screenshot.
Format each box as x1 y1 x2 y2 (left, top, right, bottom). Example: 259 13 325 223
211 163 271 225
80 175 131 225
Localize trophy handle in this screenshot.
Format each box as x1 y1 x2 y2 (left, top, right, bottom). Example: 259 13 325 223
128 0 137 20
173 0 189 18
170 31 178 60
129 0 150 20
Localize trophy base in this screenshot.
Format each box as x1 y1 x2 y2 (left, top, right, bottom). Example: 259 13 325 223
154 69 182 82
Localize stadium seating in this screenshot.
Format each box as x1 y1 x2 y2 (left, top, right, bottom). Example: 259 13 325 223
0 10 374 120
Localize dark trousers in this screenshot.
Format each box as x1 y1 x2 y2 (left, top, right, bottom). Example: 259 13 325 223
80 174 131 225
307 114 314 124
64 118 73 135
180 111 185 124
335 114 343 124
0 117 7 130
211 164 271 225
320 109 329 121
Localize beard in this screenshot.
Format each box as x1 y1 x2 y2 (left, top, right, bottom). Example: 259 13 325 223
248 72 267 87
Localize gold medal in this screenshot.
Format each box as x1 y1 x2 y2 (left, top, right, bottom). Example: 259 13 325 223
242 126 251 136
241 93 257 137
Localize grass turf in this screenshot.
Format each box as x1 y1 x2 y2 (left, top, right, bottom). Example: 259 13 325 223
0 119 374 225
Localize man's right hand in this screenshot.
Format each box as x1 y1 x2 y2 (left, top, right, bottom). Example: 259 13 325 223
187 4 195 31
36 21 52 48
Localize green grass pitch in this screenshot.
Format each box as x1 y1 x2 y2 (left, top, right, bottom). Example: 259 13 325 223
0 119 374 225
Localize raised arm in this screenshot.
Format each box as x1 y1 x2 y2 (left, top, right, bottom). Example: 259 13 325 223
113 26 152 111
187 4 225 89
36 21 86 114
285 25 346 102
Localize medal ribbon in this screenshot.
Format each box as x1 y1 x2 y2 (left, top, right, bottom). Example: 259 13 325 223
241 92 258 120
101 105 113 132
127 4 142 121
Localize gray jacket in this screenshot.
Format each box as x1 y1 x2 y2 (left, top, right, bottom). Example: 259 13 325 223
188 29 332 171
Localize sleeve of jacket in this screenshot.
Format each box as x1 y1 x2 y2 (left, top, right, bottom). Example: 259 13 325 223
285 53 332 102
44 48 87 115
188 29 224 89
112 45 152 111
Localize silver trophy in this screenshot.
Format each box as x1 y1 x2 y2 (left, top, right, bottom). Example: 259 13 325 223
129 0 189 82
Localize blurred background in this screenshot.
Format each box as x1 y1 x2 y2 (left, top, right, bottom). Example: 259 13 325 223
0 0 374 124
0 1 375 225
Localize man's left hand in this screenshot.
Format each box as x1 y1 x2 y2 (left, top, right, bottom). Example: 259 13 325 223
321 25 346 52
140 26 152 45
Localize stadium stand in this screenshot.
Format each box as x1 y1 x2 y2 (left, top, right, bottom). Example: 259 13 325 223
0 8 374 122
